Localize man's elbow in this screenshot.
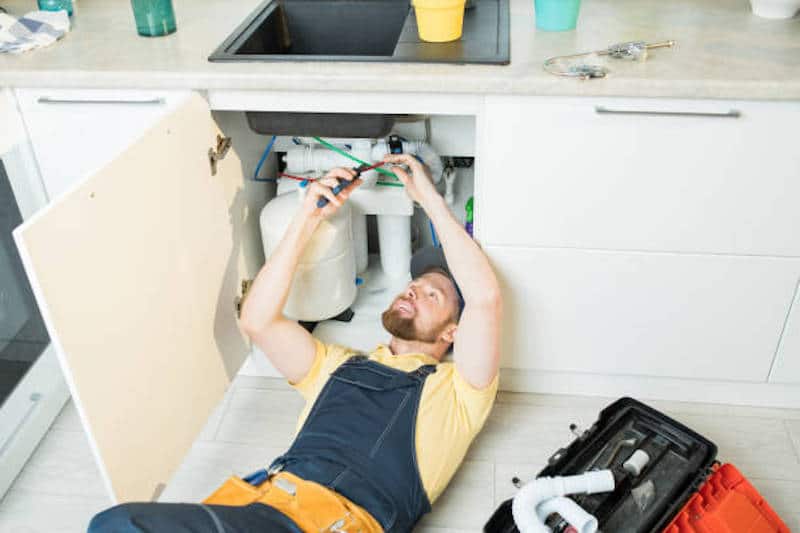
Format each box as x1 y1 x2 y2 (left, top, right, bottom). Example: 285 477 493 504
239 310 269 339
471 283 503 314
239 317 260 339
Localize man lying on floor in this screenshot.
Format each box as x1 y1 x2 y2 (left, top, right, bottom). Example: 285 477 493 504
88 153 503 532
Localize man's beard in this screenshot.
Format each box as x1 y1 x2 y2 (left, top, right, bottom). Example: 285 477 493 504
381 308 440 343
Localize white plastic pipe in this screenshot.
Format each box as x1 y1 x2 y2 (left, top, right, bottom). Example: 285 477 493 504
351 208 368 274
536 497 598 533
285 139 444 186
413 141 444 184
377 215 411 279
371 140 444 183
622 449 650 477
285 142 374 182
512 470 615 533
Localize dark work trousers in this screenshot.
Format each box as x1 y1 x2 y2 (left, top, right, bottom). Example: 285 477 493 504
87 501 303 532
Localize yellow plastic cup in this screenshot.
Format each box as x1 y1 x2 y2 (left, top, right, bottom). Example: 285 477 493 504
413 0 466 42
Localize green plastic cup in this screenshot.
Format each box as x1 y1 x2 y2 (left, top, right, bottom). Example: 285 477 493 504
534 0 581 31
38 0 73 16
130 0 177 37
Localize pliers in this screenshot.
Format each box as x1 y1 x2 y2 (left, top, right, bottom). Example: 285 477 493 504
315 162 384 208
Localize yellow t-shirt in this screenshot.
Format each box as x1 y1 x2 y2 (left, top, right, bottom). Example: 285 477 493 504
290 339 498 504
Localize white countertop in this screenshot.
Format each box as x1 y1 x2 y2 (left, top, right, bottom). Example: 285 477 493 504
0 0 798 99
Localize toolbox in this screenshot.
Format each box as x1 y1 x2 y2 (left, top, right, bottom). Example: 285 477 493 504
484 398 790 533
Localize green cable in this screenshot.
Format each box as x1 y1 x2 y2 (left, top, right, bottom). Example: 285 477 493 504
376 181 404 187
313 136 400 180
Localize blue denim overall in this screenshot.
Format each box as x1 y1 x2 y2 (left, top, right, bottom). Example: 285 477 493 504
87 355 435 533
270 355 437 532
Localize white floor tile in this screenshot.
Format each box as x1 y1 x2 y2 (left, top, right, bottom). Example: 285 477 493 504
160 440 288 503
196 387 233 442
418 461 494 530
785 419 800 459
467 402 597 464
494 462 539 506
232 374 291 391
0 489 109 533
9 428 106 499
214 388 303 447
666 412 800 481
4 392 800 532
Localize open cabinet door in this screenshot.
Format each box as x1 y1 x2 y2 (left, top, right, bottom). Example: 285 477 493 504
13 93 251 503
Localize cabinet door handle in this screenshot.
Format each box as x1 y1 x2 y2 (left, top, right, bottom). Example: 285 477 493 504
595 106 741 119
37 97 166 106
0 393 43 458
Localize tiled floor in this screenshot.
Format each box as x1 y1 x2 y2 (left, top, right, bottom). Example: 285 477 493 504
1 375 799 532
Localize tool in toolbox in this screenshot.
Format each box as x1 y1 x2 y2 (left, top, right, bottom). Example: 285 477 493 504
314 161 386 208
485 397 790 533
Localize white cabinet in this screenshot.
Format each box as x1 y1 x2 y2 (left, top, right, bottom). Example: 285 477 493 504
487 246 800 381
480 97 800 256
477 96 800 387
15 88 191 200
13 94 252 503
0 89 69 499
770 284 800 384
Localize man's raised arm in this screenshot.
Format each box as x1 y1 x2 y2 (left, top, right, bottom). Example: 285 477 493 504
384 154 502 388
239 168 362 384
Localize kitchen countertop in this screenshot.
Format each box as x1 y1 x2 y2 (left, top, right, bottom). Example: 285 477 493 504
0 0 798 99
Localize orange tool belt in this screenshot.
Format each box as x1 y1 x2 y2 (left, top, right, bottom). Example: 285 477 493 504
203 471 384 533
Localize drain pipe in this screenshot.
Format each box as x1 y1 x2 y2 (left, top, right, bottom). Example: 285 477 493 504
512 470 615 533
536 497 598 533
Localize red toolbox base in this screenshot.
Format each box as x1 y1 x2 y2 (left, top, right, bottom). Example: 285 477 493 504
663 463 788 533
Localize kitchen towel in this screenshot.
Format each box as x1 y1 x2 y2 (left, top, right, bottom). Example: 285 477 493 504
0 10 70 54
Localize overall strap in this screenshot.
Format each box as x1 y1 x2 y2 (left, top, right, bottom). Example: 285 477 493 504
272 352 438 532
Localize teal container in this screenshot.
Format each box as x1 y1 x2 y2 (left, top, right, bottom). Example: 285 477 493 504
38 0 73 16
534 0 581 31
131 0 177 37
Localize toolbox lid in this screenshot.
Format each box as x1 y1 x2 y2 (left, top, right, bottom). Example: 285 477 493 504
485 397 718 533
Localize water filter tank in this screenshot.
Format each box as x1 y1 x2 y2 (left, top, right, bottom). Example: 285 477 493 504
260 189 357 322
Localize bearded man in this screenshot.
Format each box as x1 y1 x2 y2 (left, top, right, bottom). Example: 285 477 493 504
89 153 502 533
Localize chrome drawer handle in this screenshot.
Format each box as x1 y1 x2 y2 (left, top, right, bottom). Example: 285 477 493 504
37 97 165 105
595 106 741 119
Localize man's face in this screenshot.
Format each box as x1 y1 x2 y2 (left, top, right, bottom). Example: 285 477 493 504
382 271 460 343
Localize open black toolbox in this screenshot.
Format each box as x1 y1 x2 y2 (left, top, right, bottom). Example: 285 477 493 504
485 397 720 533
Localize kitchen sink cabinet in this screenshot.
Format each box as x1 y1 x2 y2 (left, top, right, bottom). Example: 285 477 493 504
15 89 192 200
12 89 799 506
12 90 483 504
14 93 253 503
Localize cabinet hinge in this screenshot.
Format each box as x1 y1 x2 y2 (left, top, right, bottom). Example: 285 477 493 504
235 279 253 318
208 134 232 176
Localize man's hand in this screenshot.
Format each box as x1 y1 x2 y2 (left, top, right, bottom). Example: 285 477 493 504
383 154 438 207
301 167 363 220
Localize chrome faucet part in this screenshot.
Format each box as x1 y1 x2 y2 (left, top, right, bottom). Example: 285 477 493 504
543 40 675 79
603 40 675 60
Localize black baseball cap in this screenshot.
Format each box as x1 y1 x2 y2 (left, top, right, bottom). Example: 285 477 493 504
410 246 465 317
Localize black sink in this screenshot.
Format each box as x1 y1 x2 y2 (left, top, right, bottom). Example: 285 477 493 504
209 0 509 64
